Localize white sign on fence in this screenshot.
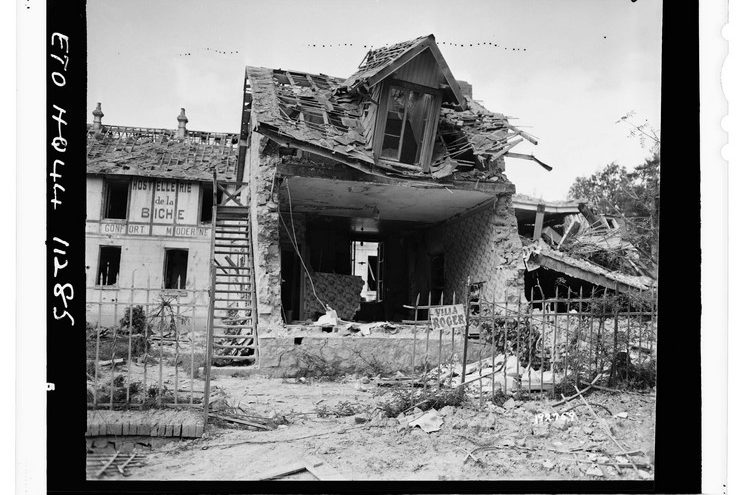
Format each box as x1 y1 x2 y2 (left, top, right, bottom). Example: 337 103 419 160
429 304 466 332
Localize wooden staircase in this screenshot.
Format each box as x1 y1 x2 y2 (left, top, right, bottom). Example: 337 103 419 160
204 172 258 368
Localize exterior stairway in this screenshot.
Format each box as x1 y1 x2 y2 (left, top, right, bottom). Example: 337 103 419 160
205 173 258 367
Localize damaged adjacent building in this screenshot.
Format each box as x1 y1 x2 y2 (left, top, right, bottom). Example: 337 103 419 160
85 105 242 328
513 194 657 299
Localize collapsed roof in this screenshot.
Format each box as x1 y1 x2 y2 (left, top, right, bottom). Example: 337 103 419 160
86 124 240 182
516 194 657 292
244 34 547 182
524 239 655 293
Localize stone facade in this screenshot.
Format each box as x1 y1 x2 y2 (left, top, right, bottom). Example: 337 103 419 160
249 133 284 334
438 194 526 305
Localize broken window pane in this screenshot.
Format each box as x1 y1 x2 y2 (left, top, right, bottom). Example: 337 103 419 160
380 86 433 165
164 249 188 289
97 246 121 286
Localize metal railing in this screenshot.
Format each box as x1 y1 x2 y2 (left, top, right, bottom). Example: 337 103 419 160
86 274 209 410
406 280 657 403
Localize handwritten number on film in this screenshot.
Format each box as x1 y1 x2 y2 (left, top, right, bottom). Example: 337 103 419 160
50 32 74 326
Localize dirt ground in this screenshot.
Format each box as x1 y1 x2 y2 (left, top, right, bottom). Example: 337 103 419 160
87 374 656 481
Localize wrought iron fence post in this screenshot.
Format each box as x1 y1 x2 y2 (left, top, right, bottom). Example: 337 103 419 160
461 278 470 384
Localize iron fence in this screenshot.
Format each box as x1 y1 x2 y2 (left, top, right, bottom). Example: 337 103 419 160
86 275 209 410
407 281 657 403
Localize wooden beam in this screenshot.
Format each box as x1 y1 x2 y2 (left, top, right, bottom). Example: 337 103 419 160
532 204 546 241
531 253 647 293
504 152 553 171
276 158 514 195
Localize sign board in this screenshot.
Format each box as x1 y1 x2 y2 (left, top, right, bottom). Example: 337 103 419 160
89 179 211 239
429 304 466 333
129 179 200 225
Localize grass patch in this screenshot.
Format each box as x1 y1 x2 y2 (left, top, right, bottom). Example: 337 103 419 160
314 400 361 418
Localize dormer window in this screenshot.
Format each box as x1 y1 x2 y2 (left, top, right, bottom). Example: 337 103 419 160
374 82 441 171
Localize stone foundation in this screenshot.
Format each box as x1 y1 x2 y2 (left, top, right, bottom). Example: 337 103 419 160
257 330 489 378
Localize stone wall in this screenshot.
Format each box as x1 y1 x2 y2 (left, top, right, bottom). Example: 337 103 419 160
436 193 525 305
258 333 490 378
249 132 283 334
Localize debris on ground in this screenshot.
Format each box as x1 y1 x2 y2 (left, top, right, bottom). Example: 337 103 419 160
408 410 444 433
112 374 654 481
86 451 147 478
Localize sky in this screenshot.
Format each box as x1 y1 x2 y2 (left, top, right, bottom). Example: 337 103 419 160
87 0 662 200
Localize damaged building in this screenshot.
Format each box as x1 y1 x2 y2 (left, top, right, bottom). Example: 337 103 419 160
244 34 552 334
85 105 244 329
513 194 657 300
87 34 635 372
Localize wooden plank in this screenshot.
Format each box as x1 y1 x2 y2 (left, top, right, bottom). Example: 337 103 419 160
532 204 546 241
256 461 309 481
303 456 343 481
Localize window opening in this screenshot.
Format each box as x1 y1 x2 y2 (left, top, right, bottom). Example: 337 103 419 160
164 249 188 289
104 180 130 219
288 72 313 88
381 86 433 165
351 240 380 301
302 106 326 126
200 184 223 222
97 246 121 286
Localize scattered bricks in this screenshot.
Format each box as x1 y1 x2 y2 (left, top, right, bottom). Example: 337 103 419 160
503 398 516 410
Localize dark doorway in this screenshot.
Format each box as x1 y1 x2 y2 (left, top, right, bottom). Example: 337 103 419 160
281 247 302 322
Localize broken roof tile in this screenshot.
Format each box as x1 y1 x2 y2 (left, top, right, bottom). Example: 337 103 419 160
86 125 239 181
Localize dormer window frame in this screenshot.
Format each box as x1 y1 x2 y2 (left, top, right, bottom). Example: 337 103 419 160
372 79 442 173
